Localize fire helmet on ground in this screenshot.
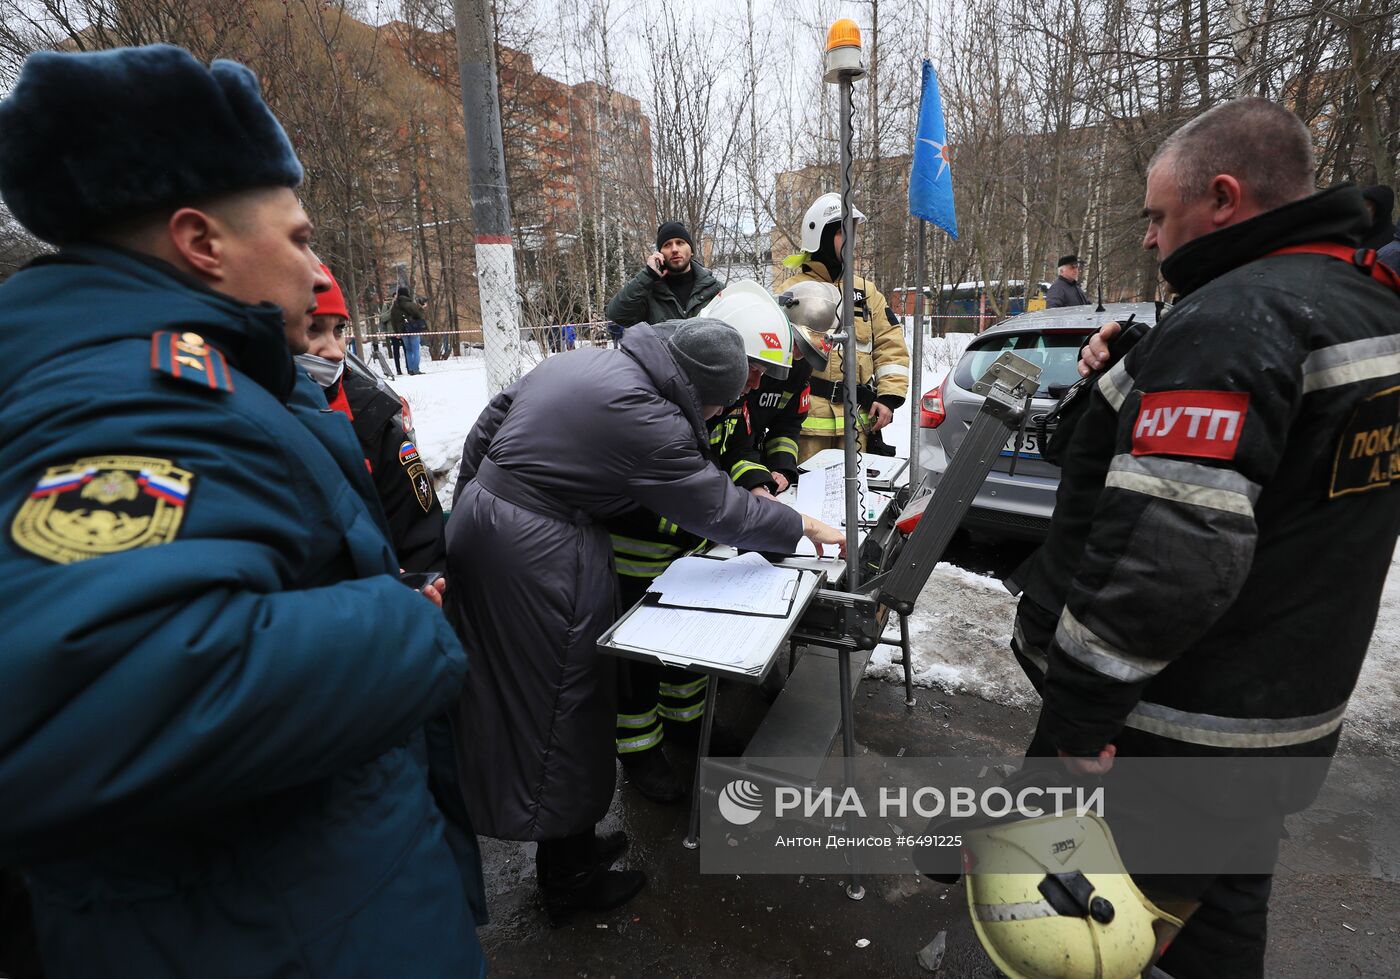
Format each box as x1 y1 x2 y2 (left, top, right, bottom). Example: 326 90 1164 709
799 191 866 253
964 812 1183 979
697 279 793 380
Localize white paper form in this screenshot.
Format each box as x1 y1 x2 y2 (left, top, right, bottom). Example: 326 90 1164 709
610 603 793 672
793 463 890 527
647 552 800 617
801 449 909 486
792 527 865 559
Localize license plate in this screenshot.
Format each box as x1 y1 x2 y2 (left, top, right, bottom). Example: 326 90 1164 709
1000 431 1042 460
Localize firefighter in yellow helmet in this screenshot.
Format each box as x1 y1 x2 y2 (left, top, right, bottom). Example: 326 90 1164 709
777 192 910 463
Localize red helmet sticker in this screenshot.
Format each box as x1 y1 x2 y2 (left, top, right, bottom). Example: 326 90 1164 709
761 332 783 349
1131 390 1249 460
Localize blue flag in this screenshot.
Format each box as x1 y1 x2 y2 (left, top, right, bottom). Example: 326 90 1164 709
909 60 957 239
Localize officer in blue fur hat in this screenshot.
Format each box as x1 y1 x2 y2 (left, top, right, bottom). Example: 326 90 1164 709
0 45 486 978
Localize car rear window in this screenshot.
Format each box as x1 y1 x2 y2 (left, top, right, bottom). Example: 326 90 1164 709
954 331 1089 396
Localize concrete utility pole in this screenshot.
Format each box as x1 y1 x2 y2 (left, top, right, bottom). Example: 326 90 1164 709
452 0 524 395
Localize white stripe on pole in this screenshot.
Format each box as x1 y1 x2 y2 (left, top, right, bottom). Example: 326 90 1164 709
474 241 524 396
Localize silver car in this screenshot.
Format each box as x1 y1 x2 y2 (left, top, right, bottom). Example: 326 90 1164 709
917 302 1160 541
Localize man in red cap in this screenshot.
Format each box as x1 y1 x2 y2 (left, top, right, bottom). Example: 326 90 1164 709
297 265 448 573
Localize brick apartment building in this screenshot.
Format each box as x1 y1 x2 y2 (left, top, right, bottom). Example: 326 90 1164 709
375 21 656 340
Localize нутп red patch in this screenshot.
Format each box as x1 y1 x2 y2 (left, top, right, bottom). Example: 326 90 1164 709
1131 390 1249 460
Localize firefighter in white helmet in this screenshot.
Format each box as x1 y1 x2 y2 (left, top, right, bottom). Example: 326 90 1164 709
607 283 797 802
778 192 910 462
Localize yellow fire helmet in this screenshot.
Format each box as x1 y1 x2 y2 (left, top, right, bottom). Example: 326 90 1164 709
777 280 840 373
964 812 1183 979
698 279 793 380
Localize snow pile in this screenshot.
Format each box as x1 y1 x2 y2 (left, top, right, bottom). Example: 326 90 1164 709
865 561 1039 709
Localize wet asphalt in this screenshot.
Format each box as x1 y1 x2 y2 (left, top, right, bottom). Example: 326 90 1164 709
476 536 1400 978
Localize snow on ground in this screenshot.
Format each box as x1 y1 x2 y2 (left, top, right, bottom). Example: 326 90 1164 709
395 342 1400 747
865 561 1039 710
377 349 490 503
1341 544 1400 752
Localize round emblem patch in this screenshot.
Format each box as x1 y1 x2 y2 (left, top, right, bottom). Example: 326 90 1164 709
11 455 194 564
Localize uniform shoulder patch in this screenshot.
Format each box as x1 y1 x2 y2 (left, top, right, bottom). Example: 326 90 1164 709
405 459 434 513
798 385 811 413
151 331 234 393
398 440 421 466
1330 384 1400 498
11 455 194 564
1131 390 1248 461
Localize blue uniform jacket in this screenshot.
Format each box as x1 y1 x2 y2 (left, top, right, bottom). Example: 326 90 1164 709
0 246 486 978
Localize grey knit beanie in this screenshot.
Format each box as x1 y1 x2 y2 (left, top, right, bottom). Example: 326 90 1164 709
660 318 748 407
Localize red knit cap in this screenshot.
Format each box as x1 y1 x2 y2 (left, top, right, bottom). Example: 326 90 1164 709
314 263 349 319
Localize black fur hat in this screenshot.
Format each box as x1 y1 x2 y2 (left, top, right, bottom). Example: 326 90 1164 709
0 44 303 245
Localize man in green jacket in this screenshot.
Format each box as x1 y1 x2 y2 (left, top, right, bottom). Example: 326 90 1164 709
606 221 723 325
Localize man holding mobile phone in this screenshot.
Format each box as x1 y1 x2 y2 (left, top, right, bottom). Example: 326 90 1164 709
605 221 723 327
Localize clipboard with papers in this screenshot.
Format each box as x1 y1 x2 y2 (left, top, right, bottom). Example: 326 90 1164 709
645 552 801 618
598 554 825 682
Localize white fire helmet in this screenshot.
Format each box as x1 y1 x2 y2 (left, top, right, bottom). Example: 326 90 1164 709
964 812 1184 979
799 191 866 253
698 279 793 379
779 280 840 372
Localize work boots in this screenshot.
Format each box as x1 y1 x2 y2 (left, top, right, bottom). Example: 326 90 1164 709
620 746 685 804
541 866 647 927
538 829 645 927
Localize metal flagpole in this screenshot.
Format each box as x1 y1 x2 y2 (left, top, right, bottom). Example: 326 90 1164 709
825 21 866 593
824 17 867 905
908 221 927 485
908 58 958 475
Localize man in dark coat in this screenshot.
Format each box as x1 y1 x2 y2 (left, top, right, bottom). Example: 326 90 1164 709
389 286 427 375
445 320 842 923
1044 253 1089 307
0 45 484 978
605 221 723 325
1006 99 1400 978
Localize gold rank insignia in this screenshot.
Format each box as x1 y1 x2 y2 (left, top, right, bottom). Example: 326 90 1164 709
150 330 235 393
11 455 195 564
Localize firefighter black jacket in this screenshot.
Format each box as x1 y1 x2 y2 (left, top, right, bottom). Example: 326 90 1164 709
744 356 814 485
331 366 446 573
1014 185 1400 762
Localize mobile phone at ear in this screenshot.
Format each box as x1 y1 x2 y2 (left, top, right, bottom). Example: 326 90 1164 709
398 571 443 590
